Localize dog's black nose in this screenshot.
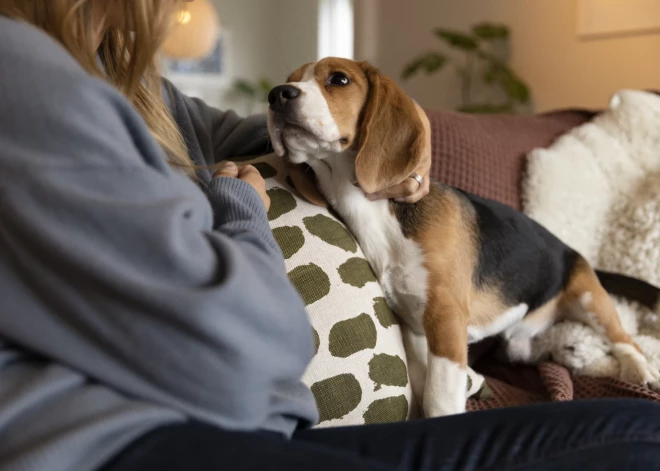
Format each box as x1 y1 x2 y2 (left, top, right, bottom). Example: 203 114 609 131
268 85 301 113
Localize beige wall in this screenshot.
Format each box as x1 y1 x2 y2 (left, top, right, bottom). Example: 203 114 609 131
213 0 318 82
174 0 318 112
212 0 272 83
355 0 660 112
273 0 319 81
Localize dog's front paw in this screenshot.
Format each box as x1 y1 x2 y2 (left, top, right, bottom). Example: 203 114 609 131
613 343 660 389
423 357 468 417
423 391 466 417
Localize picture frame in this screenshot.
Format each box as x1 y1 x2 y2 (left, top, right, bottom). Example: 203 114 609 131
161 31 232 107
577 0 660 39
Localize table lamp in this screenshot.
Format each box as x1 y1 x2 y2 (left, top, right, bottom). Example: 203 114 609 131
162 0 221 60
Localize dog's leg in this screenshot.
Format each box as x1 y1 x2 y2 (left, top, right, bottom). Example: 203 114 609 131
502 296 560 364
563 257 660 388
401 325 428 419
423 287 469 417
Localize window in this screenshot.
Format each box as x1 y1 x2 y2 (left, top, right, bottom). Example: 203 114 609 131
318 0 354 60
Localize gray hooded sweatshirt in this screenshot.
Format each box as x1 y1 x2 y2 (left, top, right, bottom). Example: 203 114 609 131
0 16 318 471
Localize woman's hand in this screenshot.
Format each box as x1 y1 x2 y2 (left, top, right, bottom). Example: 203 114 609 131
365 152 431 204
214 161 271 211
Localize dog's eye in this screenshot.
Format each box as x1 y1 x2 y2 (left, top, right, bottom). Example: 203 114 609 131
327 73 350 87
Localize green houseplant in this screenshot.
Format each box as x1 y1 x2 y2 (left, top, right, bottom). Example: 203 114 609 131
228 77 275 115
402 22 531 113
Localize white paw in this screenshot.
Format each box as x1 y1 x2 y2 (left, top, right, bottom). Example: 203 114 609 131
613 343 660 389
423 356 467 417
619 358 660 386
423 390 466 417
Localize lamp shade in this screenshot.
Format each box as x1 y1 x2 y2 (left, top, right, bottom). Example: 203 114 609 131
162 0 220 60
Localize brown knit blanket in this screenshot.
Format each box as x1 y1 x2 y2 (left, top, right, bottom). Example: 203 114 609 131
467 360 660 411
425 104 660 410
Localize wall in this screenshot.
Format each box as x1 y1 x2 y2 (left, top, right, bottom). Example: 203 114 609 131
273 0 319 81
172 0 318 113
213 0 318 81
212 0 276 84
355 0 660 112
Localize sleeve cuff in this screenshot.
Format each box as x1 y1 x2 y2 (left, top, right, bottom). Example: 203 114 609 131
207 177 278 251
209 177 266 219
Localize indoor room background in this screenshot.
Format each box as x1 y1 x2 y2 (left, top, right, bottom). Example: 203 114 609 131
164 0 660 115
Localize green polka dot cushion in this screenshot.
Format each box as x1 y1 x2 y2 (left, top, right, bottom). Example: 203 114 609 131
240 154 487 426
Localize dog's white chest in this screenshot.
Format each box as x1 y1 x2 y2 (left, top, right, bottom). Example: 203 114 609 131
309 157 428 331
350 203 428 331
376 233 428 332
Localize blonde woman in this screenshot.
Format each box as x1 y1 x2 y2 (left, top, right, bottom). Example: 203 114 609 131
0 2 659 471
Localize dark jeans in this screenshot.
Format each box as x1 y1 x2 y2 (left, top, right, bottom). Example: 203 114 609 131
99 399 660 471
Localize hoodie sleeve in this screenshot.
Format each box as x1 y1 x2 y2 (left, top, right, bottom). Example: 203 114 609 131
0 18 317 432
162 78 272 166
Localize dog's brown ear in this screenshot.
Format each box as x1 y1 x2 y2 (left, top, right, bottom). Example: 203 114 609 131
354 62 427 195
286 161 328 208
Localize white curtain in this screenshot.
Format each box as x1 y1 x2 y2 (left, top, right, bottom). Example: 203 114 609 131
318 0 354 60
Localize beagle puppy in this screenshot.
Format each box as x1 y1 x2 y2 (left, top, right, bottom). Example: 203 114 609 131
266 57 660 417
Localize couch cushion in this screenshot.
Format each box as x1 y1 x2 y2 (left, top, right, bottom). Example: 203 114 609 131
243 154 414 427
426 108 597 210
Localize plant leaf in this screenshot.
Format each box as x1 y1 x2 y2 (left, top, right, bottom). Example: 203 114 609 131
476 50 503 64
258 78 275 93
482 61 530 104
434 29 478 51
258 78 275 102
402 52 447 80
482 58 506 84
423 53 447 73
232 79 256 97
503 75 530 104
472 23 509 40
402 58 424 80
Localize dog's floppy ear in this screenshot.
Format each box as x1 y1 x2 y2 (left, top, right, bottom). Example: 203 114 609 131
354 62 427 195
286 161 328 208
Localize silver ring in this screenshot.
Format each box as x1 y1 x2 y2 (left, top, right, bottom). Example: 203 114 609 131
409 172 423 189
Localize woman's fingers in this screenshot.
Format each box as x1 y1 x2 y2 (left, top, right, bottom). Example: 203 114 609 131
213 161 239 179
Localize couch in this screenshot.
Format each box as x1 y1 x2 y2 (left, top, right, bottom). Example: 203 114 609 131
241 105 660 428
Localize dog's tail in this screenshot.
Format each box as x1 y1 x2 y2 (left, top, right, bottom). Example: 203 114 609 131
595 269 660 312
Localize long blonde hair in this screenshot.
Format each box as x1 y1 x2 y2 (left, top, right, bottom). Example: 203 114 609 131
0 0 193 173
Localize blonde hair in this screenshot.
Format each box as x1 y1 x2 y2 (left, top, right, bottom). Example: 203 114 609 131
0 0 194 174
